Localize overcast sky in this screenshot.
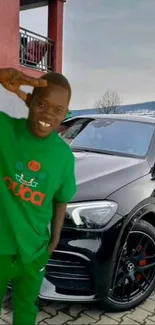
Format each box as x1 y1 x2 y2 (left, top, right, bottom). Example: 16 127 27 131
20 0 155 110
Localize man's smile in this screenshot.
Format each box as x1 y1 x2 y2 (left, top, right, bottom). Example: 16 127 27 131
39 120 51 128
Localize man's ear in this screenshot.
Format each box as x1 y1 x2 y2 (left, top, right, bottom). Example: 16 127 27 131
25 93 32 109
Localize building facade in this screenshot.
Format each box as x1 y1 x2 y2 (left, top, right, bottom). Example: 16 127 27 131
0 0 66 77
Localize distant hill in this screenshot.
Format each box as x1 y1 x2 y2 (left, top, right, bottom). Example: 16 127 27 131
71 101 155 117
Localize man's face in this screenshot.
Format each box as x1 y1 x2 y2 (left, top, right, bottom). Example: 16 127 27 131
28 84 69 138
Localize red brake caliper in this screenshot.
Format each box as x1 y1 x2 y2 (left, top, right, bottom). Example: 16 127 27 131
136 245 147 281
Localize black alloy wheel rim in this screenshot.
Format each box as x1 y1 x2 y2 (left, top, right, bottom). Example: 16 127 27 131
110 230 155 304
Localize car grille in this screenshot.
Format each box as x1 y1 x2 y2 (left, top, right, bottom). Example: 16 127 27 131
45 250 94 296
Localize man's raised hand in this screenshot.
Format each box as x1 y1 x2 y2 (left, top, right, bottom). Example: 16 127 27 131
0 68 47 102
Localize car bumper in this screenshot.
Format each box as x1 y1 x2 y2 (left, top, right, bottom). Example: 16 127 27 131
39 214 122 302
39 249 95 301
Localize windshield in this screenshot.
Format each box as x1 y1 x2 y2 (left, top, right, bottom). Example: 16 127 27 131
60 118 155 158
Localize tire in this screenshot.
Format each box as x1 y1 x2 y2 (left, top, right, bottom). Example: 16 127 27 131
100 220 155 312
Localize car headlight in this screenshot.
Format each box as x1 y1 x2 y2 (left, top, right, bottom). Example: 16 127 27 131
66 201 118 229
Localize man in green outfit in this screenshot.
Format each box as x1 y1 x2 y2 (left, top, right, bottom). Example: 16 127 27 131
0 68 76 325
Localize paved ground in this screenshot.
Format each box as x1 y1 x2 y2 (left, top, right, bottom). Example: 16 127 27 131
1 293 155 325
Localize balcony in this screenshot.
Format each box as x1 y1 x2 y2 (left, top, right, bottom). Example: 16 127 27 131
19 27 54 72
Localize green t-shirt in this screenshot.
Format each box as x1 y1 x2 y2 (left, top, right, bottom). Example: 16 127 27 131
0 112 76 263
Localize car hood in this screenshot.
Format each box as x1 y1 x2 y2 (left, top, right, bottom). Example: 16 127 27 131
72 151 150 202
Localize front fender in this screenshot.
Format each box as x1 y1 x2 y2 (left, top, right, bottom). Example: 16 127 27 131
108 198 155 295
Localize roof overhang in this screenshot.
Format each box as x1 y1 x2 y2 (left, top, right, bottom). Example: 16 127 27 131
20 0 66 11
20 0 48 10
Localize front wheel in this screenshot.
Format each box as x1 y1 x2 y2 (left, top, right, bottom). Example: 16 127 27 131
101 220 155 312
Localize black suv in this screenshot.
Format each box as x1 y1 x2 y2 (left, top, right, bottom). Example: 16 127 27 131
40 114 155 312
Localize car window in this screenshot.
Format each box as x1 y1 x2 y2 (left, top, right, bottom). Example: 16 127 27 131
60 118 92 144
60 118 155 157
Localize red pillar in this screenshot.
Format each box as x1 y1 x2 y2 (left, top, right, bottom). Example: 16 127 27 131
0 0 19 68
48 0 66 73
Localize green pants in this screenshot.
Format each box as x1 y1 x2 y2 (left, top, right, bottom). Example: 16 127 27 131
0 251 49 325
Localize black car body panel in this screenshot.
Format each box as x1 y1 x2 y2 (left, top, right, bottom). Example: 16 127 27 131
73 151 151 202
108 174 155 216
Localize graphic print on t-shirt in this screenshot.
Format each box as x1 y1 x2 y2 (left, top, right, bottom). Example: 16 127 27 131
15 160 47 188
4 160 47 207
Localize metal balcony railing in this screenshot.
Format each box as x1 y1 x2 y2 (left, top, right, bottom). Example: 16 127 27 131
19 27 54 72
